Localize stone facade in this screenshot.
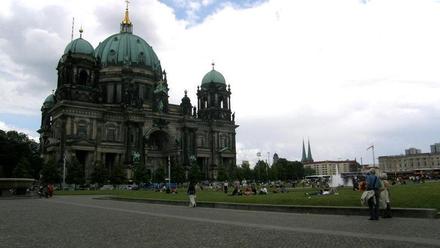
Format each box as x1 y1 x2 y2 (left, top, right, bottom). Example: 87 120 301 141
38 12 238 182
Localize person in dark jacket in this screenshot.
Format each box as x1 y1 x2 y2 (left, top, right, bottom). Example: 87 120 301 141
187 182 196 207
366 169 381 220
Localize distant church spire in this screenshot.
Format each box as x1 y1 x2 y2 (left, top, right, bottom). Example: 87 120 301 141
307 139 313 162
120 0 133 33
301 139 307 163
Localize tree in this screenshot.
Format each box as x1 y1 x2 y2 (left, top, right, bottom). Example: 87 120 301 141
110 164 126 185
240 161 253 181
12 158 32 178
216 166 228 181
254 160 269 182
188 161 201 183
153 167 165 183
91 162 109 185
133 164 150 184
41 160 61 184
291 161 305 180
304 166 316 177
0 129 43 179
66 157 85 186
171 163 186 184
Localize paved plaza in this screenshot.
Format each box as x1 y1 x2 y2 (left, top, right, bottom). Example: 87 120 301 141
1 196 439 247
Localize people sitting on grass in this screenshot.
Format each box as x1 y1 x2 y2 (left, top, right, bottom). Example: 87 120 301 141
305 186 337 197
243 186 253 196
259 187 268 195
251 184 257 195
231 185 242 196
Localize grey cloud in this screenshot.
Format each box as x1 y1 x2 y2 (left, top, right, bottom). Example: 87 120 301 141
0 3 71 94
236 105 440 164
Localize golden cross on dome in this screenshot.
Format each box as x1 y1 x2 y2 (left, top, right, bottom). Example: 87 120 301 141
123 0 131 24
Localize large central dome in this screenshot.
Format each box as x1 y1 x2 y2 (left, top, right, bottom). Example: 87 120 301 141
94 6 162 74
95 33 161 72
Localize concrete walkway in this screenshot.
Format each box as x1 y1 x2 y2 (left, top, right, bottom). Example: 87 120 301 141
2 196 440 247
99 196 439 219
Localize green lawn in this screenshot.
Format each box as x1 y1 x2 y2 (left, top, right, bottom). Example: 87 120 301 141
56 181 440 210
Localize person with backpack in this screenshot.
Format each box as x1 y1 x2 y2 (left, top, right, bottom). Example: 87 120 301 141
365 169 381 220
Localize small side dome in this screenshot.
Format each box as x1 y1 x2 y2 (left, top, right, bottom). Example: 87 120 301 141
42 94 55 110
201 69 226 85
64 38 95 56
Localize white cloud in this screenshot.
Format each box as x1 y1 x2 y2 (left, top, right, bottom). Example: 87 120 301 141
1 0 440 165
0 120 39 141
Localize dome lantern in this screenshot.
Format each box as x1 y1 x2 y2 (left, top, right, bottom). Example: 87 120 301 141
120 0 133 33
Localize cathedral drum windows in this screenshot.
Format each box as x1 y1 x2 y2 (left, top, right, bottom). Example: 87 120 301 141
219 134 229 149
78 69 88 85
109 49 117 64
105 123 118 142
76 120 89 138
116 84 122 103
138 52 145 64
197 135 206 148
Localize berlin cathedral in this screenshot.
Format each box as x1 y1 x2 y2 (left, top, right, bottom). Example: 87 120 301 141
38 5 238 181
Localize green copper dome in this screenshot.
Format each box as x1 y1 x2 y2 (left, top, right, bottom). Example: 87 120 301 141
201 69 226 85
42 93 55 110
95 32 162 72
64 38 94 56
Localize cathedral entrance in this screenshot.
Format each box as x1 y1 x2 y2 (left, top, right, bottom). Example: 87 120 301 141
145 130 171 182
197 157 208 179
105 153 117 171
146 130 169 152
75 150 88 178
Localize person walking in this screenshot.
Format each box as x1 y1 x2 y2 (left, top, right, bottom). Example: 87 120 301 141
187 181 196 207
223 181 228 194
365 169 381 220
380 173 392 218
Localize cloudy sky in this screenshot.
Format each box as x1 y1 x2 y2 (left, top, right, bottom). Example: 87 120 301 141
1 0 440 166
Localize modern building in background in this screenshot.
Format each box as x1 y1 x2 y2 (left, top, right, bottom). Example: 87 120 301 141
379 143 440 174
431 143 440 154
405 148 421 155
303 160 361 176
38 5 238 181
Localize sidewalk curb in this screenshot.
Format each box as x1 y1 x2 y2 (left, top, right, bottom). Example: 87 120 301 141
96 197 438 219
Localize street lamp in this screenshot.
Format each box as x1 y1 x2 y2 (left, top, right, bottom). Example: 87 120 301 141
62 151 67 190
367 145 376 167
167 156 171 189
267 152 270 165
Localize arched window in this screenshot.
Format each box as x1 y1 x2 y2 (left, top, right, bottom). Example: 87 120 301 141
138 52 145 64
78 70 88 85
107 84 114 103
106 125 117 141
109 49 116 63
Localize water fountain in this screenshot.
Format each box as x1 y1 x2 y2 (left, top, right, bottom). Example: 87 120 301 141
329 164 352 188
